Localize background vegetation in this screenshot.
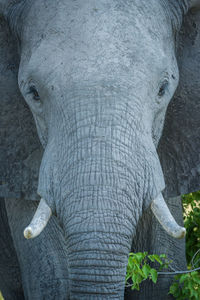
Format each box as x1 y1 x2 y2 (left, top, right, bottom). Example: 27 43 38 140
169 192 200 299
182 191 200 265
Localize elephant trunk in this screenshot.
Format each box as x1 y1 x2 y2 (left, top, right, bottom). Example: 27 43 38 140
62 188 135 299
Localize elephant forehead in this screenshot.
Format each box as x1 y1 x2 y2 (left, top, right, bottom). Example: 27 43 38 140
21 0 171 58
20 0 173 85
24 0 168 32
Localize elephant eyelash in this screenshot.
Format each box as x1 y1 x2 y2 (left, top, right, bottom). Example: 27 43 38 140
158 80 169 97
28 86 40 101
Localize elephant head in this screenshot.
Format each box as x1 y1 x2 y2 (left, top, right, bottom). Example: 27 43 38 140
1 0 200 298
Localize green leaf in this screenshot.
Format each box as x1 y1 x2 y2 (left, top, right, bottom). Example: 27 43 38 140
142 264 151 279
159 254 167 259
151 254 163 265
128 259 134 269
137 268 145 277
190 287 199 299
192 274 200 284
169 283 179 296
131 283 140 291
131 273 138 284
148 255 155 262
179 274 189 284
125 273 131 282
150 268 158 284
134 252 146 263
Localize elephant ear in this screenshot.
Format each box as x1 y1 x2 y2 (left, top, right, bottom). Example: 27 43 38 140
158 10 200 198
0 9 42 200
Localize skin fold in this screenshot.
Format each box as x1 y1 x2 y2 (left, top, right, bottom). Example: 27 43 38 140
0 0 200 299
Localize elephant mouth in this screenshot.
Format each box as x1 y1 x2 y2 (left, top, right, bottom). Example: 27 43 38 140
24 192 186 240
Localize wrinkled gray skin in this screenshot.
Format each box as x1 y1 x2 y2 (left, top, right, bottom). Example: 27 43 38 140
1 0 200 299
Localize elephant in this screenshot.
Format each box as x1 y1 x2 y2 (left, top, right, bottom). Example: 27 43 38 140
1 0 200 299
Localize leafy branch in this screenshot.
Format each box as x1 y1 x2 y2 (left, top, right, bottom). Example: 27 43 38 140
125 252 171 290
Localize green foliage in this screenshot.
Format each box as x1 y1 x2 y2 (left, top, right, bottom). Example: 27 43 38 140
169 272 200 300
182 192 200 266
0 292 3 300
169 191 200 299
126 252 171 291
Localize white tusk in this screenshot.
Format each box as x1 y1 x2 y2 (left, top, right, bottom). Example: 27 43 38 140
24 198 52 239
151 193 186 239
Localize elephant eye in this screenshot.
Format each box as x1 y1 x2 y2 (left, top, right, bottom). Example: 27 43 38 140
29 86 40 101
158 80 169 97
